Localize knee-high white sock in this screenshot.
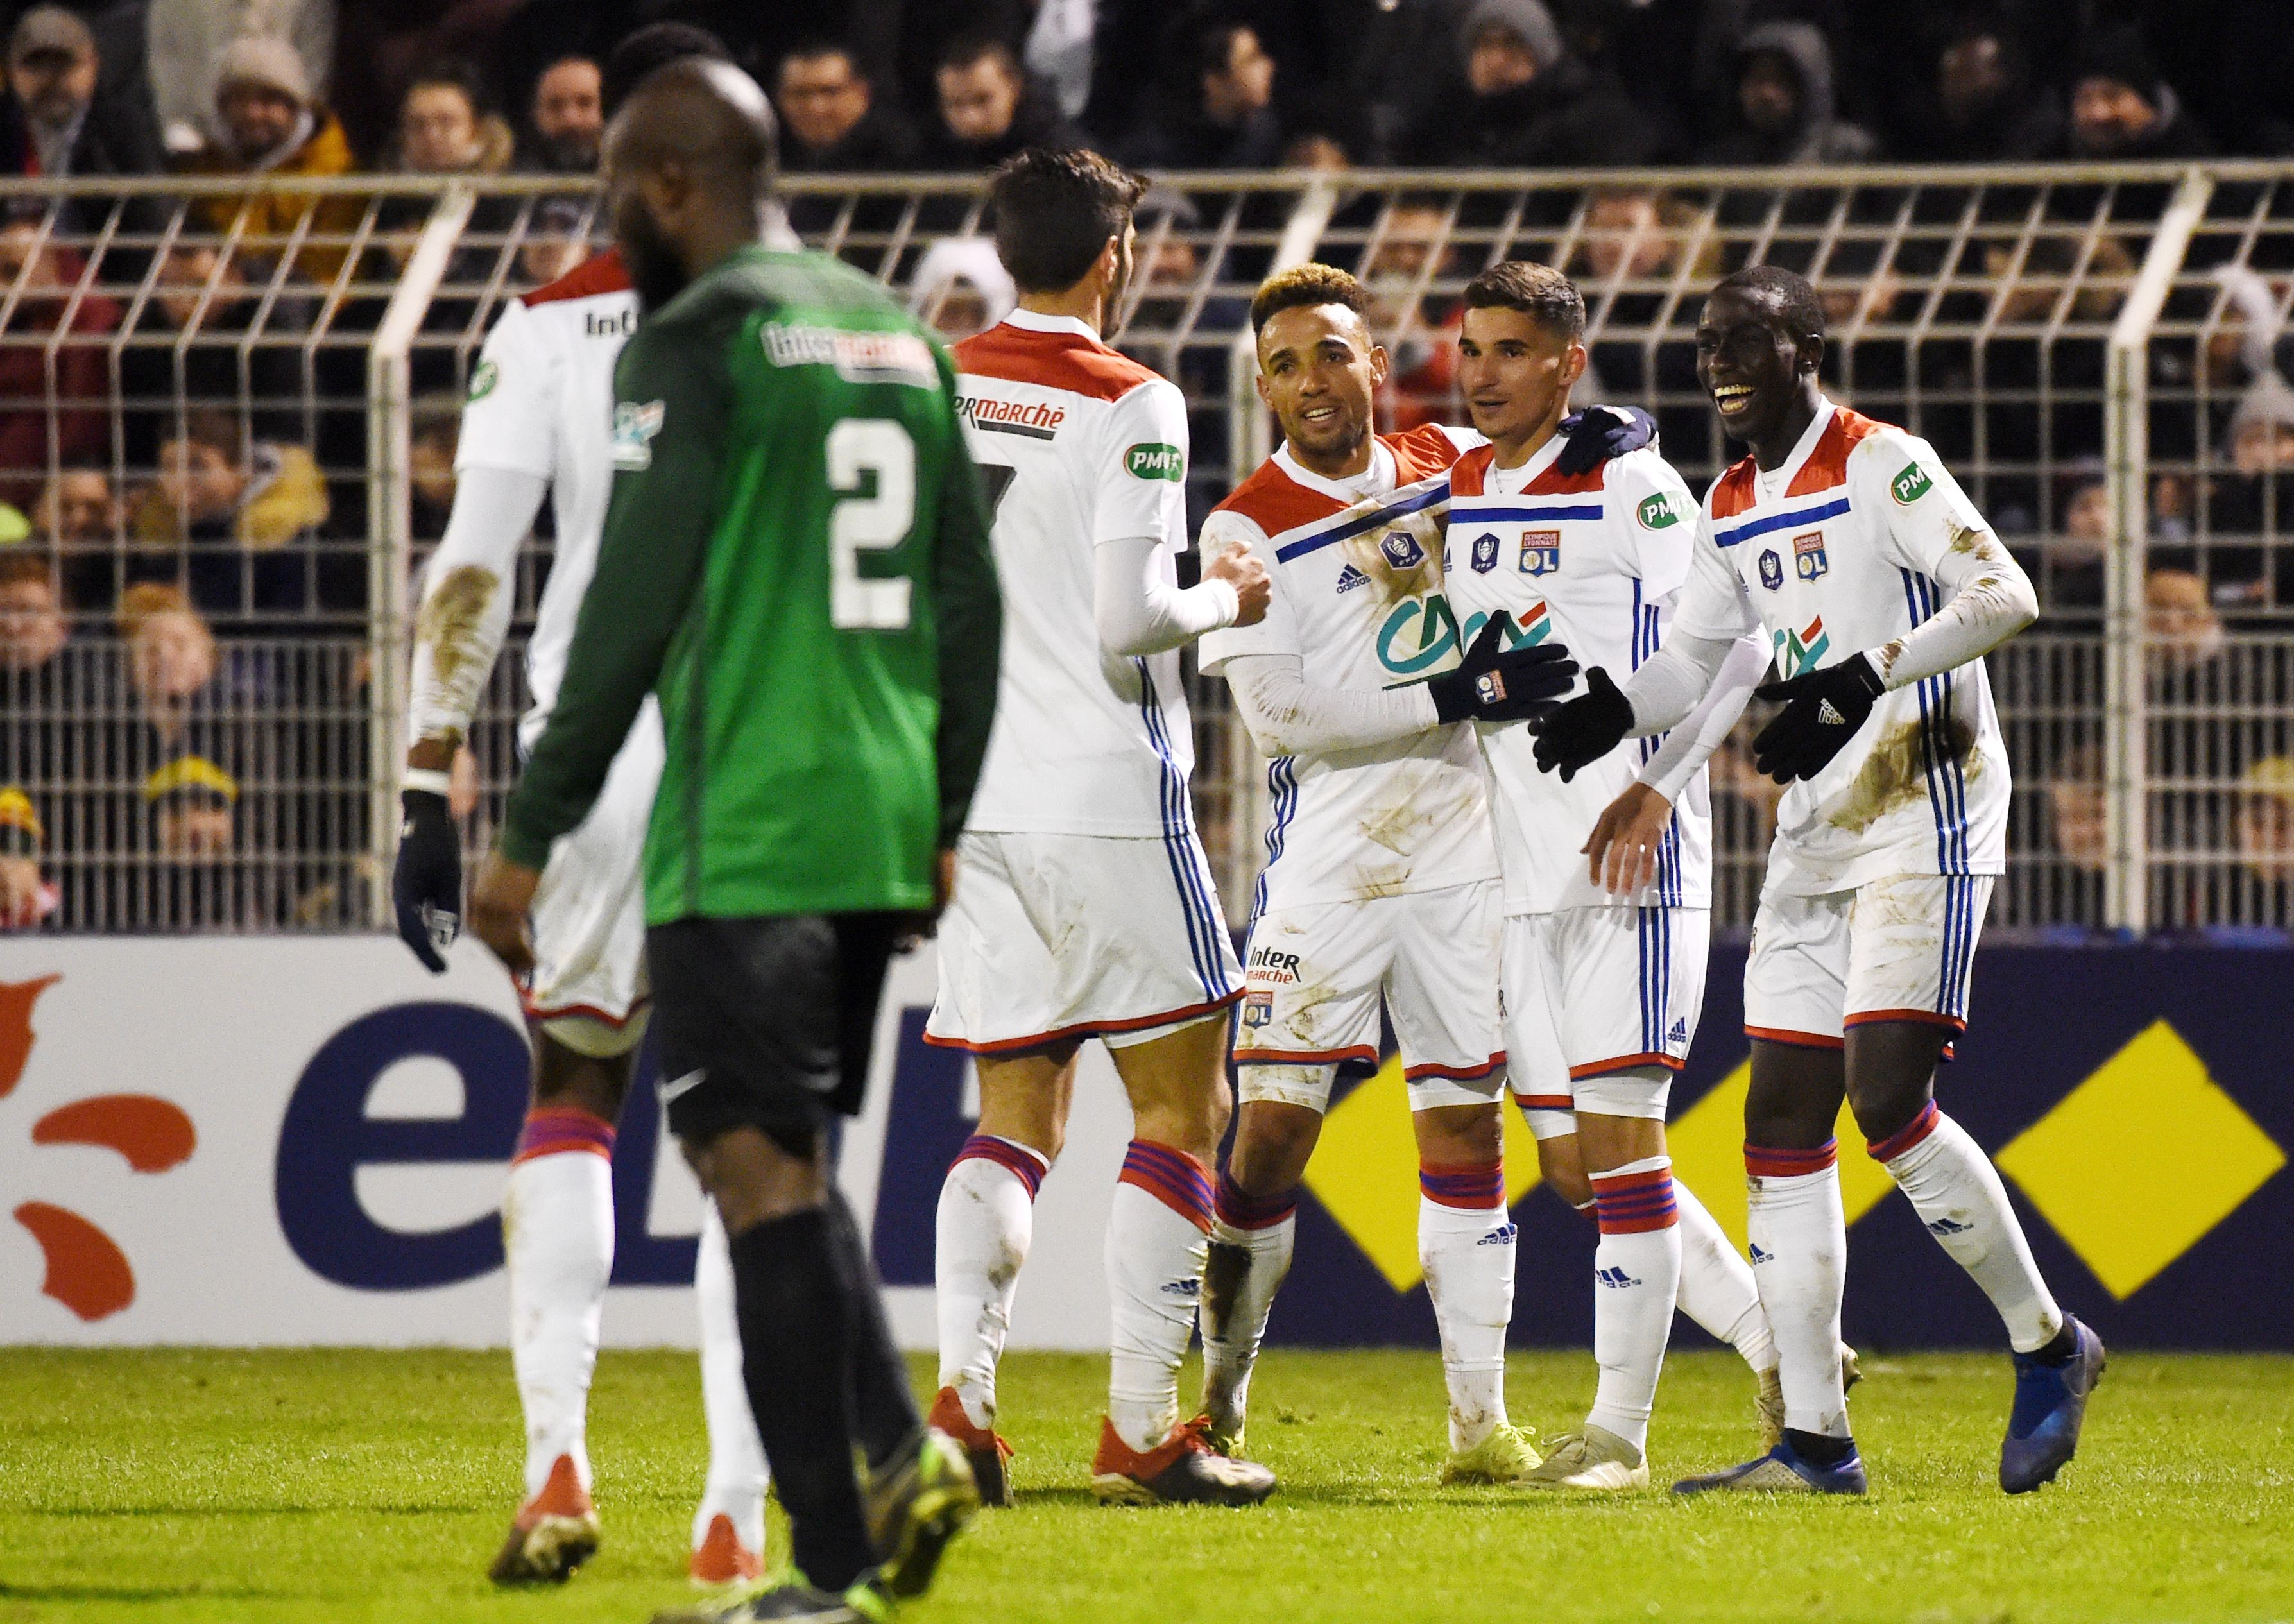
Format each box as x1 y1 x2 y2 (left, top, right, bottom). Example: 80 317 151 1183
1672 1177 1776 1374
1199 1171 1297 1440
1106 1140 1213 1452
1585 1155 1682 1453
1872 1103 2064 1354
691 1201 767 1555
504 1109 616 1498
1745 1142 1850 1440
1418 1160 1514 1453
934 1134 1047 1427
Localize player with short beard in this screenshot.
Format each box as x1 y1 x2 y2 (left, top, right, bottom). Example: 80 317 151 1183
1542 265 2103 1496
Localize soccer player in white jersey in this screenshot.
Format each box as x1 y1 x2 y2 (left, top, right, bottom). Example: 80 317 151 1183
1537 266 2105 1496
1190 264 1589 1486
1441 260 1800 1489
922 148 1278 1508
388 28 767 1584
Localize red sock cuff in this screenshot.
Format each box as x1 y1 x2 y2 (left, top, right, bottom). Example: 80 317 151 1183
1213 1169 1297 1231
954 1133 1047 1201
1866 1100 1941 1164
1419 1159 1504 1209
513 1106 616 1163
1120 1140 1213 1231
1743 1140 1837 1179
1591 1165 1679 1233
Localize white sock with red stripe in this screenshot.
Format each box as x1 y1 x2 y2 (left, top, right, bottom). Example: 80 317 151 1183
1672 1177 1776 1373
691 1201 767 1555
934 1134 1049 1428
1107 1140 1213 1452
1870 1102 2063 1353
1585 1154 1681 1452
504 1108 617 1498
1745 1142 1851 1439
1200 1170 1297 1442
1417 1159 1514 1453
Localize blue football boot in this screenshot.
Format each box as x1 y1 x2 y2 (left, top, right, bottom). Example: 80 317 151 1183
2000 1315 2106 1494
1672 1435 1869 1496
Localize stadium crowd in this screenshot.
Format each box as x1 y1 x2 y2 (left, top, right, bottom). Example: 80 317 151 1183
1 0 2291 934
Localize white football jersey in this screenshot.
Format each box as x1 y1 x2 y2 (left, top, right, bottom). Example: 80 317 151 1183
952 309 1199 837
1442 434 1709 914
1671 397 2010 894
451 249 637 746
1199 423 1498 914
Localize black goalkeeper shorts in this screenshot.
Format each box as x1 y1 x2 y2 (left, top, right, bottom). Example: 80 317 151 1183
647 912 903 1156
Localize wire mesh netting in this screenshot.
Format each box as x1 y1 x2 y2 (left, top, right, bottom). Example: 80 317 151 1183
1 167 2290 934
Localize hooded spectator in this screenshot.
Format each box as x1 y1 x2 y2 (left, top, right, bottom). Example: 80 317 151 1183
2054 26 2213 161
0 222 119 513
1122 19 1283 171
519 54 601 174
144 0 336 157
178 35 361 284
1402 0 1659 169
2 8 162 185
909 237 1016 343
922 31 1084 171
774 40 917 172
1903 22 2064 163
1698 21 1874 166
128 407 331 619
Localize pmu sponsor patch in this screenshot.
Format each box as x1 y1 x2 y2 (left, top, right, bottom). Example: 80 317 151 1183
1636 491 1682 530
1892 461 1934 505
1126 442 1185 481
467 360 497 402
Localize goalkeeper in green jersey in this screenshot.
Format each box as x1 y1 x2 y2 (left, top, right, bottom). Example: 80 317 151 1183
469 58 1000 1624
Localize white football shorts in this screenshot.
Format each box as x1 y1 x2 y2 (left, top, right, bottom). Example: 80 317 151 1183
1232 878 1507 1114
1505 905 1710 1141
925 828 1242 1054
522 701 663 1059
1743 872 1992 1051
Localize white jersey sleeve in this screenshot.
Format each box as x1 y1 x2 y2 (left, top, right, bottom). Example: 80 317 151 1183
1093 376 1191 550
1672 497 1763 644
1611 454 1699 603
1197 510 1298 669
454 300 558 478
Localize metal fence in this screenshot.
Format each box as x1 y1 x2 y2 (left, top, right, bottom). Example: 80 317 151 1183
1 166 2290 935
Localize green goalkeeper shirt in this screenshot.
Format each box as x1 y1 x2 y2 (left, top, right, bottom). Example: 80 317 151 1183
500 244 1002 922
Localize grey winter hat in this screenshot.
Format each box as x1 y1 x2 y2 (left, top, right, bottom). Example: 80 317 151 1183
1461 0 1564 73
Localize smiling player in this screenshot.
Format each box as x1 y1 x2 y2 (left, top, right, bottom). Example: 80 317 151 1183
1537 266 2104 1496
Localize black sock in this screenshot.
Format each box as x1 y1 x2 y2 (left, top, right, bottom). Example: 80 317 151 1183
726 1208 877 1591
1784 1427 1855 1467
825 1188 923 1474
2030 1323 2078 1365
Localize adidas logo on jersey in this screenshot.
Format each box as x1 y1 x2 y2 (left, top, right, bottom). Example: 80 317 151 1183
1335 563 1368 594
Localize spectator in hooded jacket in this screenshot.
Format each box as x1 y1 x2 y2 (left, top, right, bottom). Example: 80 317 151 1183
775 39 918 172
1897 21 2065 163
2051 26 2214 161
176 36 361 285
1401 0 1660 169
1697 20 1874 166
921 30 1085 170
1121 18 1283 171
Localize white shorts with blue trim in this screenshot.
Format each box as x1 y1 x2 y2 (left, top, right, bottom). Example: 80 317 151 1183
925 829 1242 1056
1231 878 1507 1115
1504 905 1710 1141
1743 872 1992 1051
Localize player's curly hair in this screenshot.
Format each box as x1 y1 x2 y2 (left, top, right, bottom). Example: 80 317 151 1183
988 148 1148 294
1249 262 1368 336
1713 265 1826 343
1462 260 1584 340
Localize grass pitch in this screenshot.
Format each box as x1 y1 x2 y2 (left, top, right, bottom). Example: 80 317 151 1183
1 1346 2290 1624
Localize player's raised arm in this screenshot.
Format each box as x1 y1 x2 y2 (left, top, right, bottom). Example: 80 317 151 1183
392 304 556 971
1092 384 1269 655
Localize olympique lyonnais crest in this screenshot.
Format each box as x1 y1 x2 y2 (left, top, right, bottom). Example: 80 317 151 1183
1795 529 1830 581
1758 547 1785 590
1471 532 1500 574
1518 530 1561 576
1242 991 1273 1029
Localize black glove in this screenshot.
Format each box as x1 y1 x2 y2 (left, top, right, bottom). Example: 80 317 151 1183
1751 652 1886 783
1530 665 1634 781
1428 616 1579 725
1555 405 1657 477
393 788 461 973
